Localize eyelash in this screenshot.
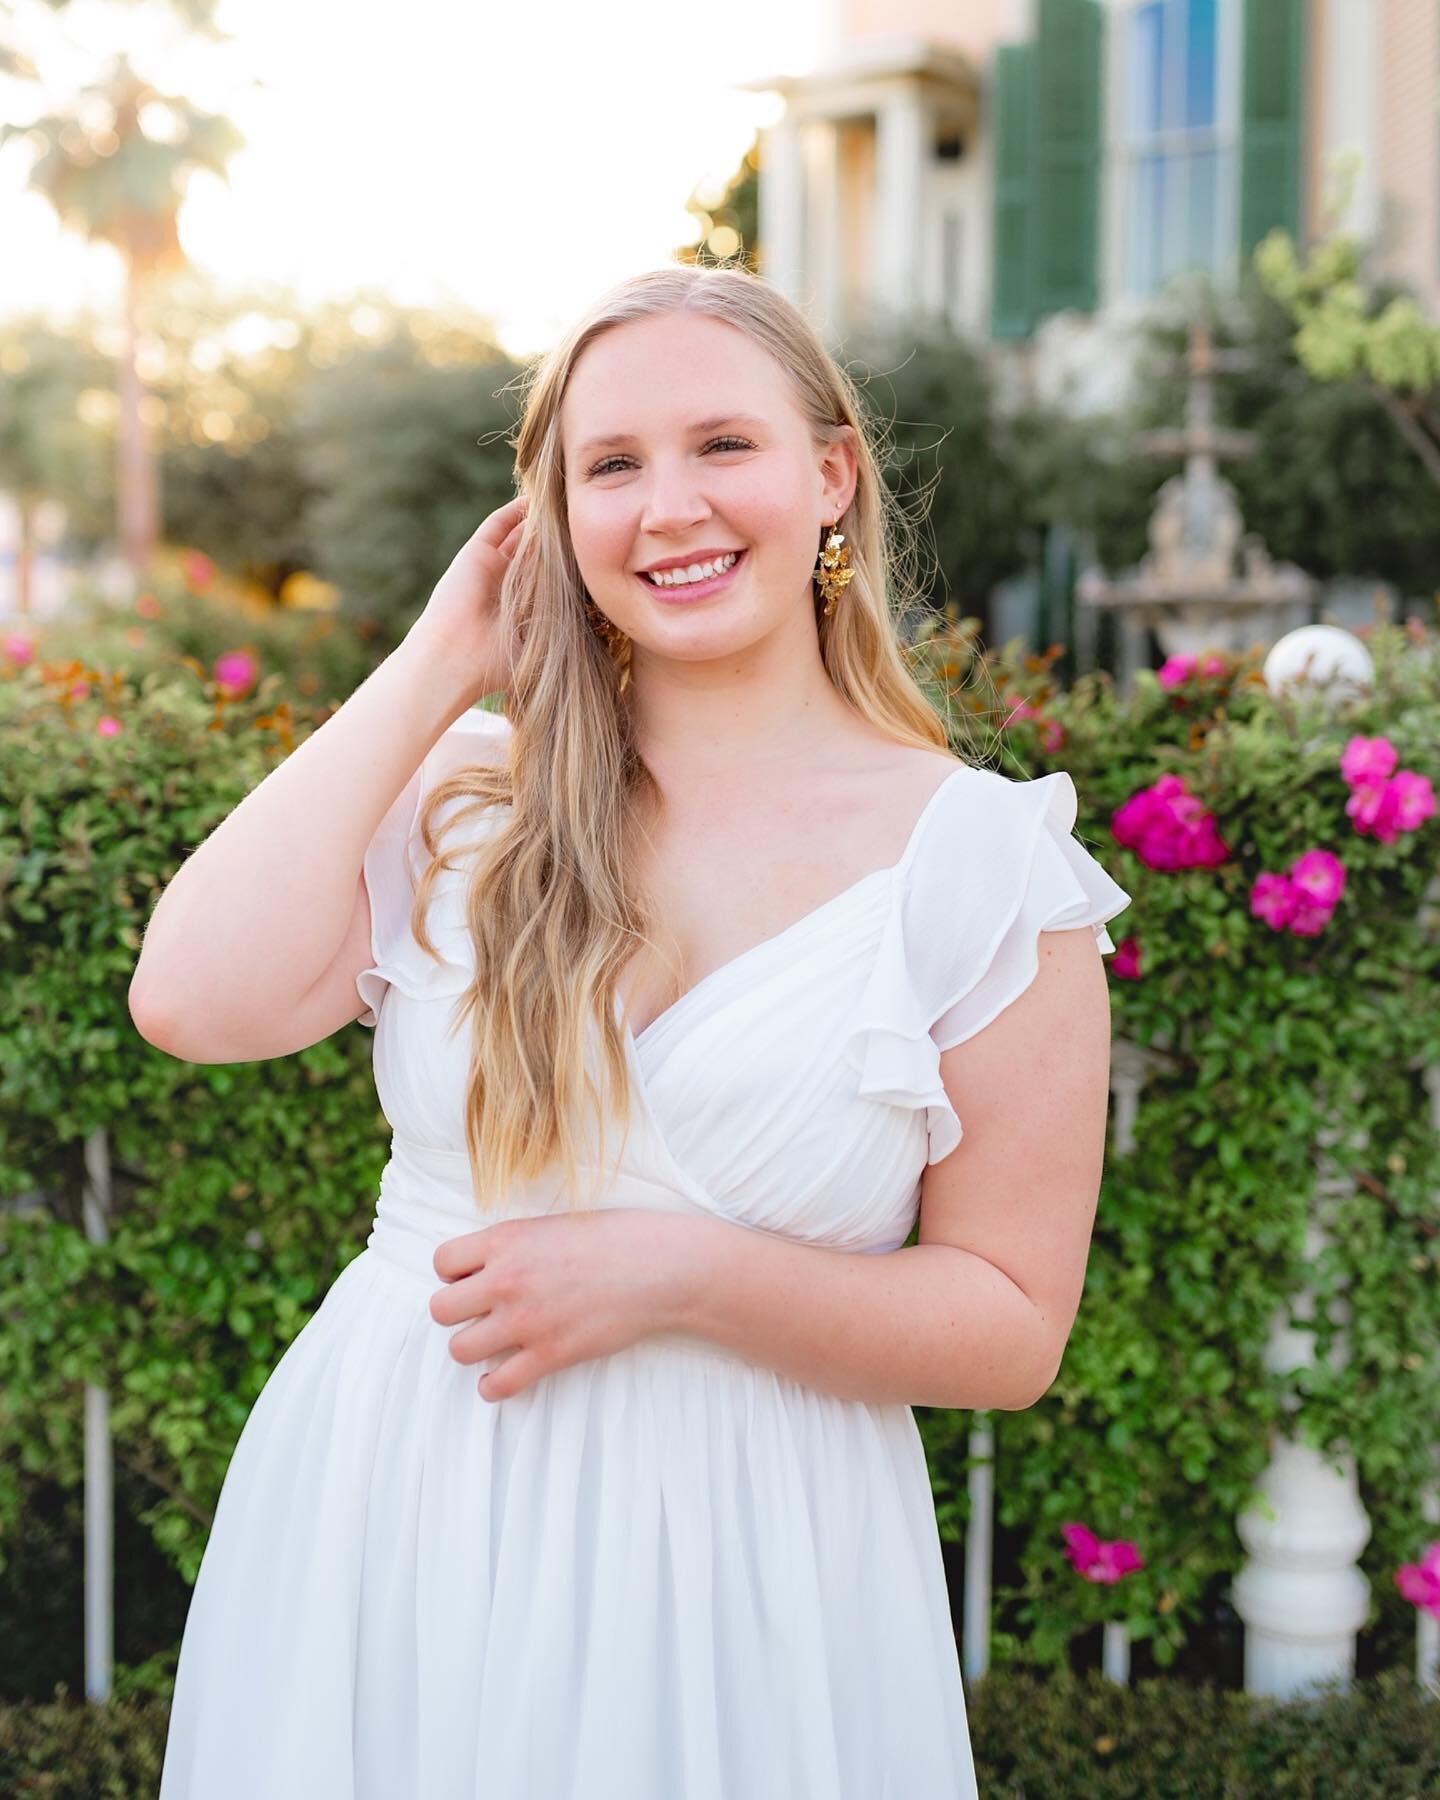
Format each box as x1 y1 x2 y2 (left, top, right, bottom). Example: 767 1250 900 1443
586 436 757 478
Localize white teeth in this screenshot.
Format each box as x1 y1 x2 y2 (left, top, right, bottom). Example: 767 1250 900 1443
644 551 738 587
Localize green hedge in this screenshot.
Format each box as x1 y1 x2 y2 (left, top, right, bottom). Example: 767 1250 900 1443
2 615 1437 1708
4 1666 1436 1798
911 617 1440 1673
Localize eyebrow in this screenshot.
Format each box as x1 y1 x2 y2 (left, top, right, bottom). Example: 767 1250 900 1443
574 413 768 460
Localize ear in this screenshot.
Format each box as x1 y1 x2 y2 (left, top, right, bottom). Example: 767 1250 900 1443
818 424 860 522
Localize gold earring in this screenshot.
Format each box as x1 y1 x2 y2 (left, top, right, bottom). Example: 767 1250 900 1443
813 524 854 618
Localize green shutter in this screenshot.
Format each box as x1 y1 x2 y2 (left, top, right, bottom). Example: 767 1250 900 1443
990 42 1037 339
1240 0 1305 257
1032 0 1103 318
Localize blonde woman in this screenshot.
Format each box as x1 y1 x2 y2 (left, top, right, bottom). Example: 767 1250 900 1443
139 264 1130 1798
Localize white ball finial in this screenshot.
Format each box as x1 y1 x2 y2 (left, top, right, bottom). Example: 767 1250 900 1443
1263 626 1374 702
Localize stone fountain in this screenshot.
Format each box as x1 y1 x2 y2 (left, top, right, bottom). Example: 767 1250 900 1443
1077 323 1318 693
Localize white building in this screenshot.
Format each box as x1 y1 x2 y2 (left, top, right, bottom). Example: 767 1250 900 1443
744 0 1440 413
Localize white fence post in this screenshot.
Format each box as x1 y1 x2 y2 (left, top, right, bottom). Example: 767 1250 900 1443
1420 1063 1440 1695
962 1415 994 1682
1098 1039 1158 1684
82 1125 113 1704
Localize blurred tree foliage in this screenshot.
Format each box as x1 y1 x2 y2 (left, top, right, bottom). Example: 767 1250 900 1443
96 276 513 617
7 264 1436 645
0 319 114 606
676 133 759 273
293 323 522 643
146 280 511 600
1254 216 1440 493
842 325 1037 625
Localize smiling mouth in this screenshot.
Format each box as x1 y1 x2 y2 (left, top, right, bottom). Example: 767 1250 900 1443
636 548 747 598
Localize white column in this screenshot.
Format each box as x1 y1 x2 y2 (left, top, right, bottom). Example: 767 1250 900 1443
804 116 843 340
759 113 806 306
872 82 929 328
1231 1110 1373 1699
1320 0 1382 239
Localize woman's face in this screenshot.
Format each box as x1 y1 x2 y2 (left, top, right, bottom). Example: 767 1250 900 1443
559 311 856 664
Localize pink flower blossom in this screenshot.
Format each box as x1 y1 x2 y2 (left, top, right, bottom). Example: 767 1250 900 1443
1339 735 1398 788
1388 770 1436 833
1250 872 1300 930
184 550 217 591
1000 691 1039 728
1345 772 1435 843
1112 774 1230 870
1251 850 1346 937
213 649 258 697
96 715 122 737
4 632 35 665
1157 654 1197 689
1396 1543 1440 1621
1040 718 1066 752
1338 736 1434 843
70 680 90 699
1289 848 1346 909
1157 650 1226 685
1287 899 1336 938
1110 937 1142 980
1062 1523 1145 1585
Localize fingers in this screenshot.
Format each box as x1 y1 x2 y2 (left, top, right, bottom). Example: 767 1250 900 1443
473 492 530 551
478 1350 530 1401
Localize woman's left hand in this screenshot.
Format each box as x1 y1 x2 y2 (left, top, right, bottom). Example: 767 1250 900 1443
429 1208 697 1400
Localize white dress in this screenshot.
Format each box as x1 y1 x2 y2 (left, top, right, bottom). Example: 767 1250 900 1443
159 708 1131 1799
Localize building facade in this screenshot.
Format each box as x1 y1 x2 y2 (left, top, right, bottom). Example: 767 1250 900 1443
744 0 1440 410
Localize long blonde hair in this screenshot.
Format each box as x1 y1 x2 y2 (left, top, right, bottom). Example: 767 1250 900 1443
409 263 968 1213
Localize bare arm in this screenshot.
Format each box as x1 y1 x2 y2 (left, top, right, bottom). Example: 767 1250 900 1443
128 634 482 1061
129 495 527 1062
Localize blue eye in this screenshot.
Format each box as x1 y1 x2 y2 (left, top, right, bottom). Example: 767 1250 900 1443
587 436 756 478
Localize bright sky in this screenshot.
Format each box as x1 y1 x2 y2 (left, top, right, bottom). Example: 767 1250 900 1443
0 0 825 357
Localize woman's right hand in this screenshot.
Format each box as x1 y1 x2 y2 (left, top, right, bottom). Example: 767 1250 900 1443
405 492 529 698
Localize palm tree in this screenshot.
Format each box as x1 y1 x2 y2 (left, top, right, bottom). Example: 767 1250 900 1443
1 55 243 581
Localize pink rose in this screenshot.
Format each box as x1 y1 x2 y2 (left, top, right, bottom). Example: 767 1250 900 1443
213 649 258 698
1396 1543 1440 1622
1062 1522 1145 1585
1157 654 1197 689
96 715 122 737
1339 735 1398 788
4 632 35 665
1110 936 1142 980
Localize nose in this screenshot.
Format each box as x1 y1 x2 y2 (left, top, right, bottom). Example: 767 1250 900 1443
637 459 712 538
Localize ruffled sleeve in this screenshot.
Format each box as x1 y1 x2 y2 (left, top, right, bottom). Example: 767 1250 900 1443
841 764 1131 1164
355 707 512 1028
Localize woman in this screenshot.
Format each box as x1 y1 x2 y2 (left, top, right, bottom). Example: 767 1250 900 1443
140 263 1130 1797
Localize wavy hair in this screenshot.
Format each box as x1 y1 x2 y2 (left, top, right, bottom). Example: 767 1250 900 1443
407 263 972 1213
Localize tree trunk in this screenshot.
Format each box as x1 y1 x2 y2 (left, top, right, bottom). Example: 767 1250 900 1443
15 495 34 616
117 251 159 583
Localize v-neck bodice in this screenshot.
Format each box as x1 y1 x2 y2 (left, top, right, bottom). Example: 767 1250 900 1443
616 763 970 1050
355 709 1131 1248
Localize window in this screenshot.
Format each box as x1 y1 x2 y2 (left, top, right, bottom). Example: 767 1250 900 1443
1122 0 1235 298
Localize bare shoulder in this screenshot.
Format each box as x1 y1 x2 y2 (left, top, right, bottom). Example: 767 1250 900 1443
791 738 971 865
854 741 971 802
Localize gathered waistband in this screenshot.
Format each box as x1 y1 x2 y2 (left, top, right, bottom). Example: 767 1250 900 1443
362 1133 753 1372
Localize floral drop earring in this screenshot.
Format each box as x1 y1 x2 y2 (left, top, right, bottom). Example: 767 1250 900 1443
813 521 855 617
